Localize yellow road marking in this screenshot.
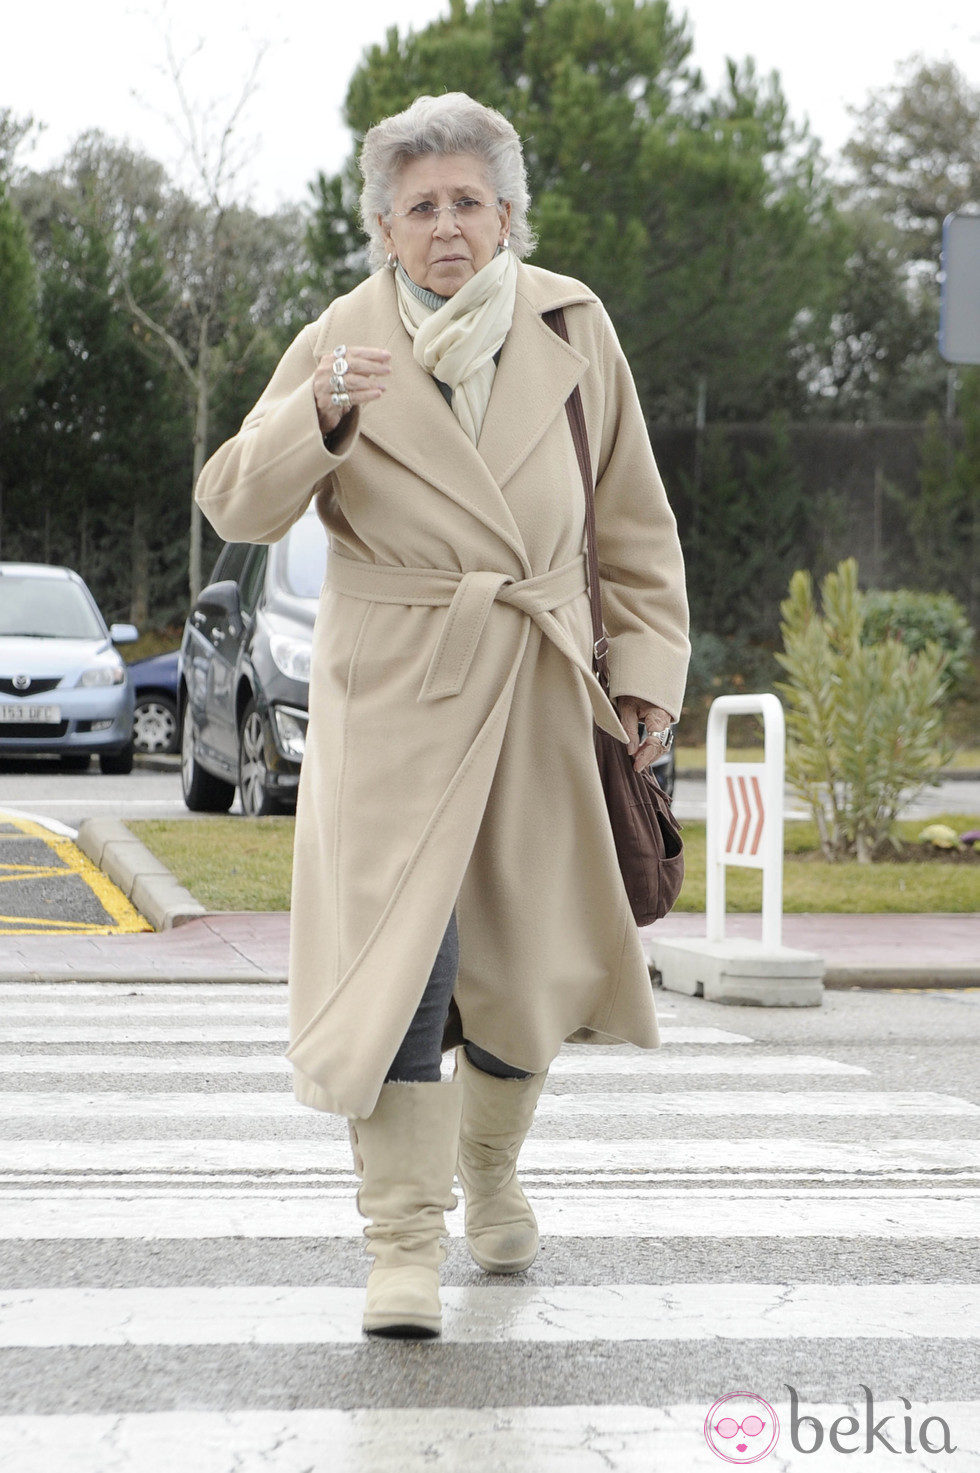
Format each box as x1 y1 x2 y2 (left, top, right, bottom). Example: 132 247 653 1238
0 863 70 882
0 816 150 935
0 916 146 935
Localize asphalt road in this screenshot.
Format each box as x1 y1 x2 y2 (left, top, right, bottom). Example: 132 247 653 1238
0 812 148 938
0 758 217 829
1 760 977 833
0 984 976 1469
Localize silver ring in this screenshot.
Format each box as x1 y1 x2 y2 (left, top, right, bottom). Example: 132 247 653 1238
331 391 352 408
651 727 674 751
329 372 346 392
333 354 349 375
333 344 348 358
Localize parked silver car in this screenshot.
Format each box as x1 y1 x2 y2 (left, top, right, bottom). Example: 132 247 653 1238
0 562 137 772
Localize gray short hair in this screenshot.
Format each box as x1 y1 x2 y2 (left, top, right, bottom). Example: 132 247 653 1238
358 92 535 270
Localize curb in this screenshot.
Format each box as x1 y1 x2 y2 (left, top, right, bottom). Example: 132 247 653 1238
641 917 979 992
75 818 207 931
650 963 978 992
821 969 978 989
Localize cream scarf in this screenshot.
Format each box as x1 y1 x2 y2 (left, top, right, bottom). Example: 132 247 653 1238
394 248 518 445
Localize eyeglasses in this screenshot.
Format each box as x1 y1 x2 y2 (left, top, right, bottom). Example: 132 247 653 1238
390 198 501 227
713 1416 767 1439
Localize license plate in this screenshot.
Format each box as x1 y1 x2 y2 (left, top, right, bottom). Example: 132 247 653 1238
0 704 61 723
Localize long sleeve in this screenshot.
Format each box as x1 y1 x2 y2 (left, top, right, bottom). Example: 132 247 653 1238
592 308 690 720
195 312 361 546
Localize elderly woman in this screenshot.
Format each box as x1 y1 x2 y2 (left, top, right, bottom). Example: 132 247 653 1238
196 92 689 1339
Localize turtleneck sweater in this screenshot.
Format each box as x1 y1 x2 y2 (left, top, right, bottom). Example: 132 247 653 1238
397 262 449 314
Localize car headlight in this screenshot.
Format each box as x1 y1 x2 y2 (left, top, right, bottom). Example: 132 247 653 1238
79 664 126 687
269 635 311 682
272 705 308 760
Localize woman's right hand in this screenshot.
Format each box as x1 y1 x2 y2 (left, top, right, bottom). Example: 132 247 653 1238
314 346 392 436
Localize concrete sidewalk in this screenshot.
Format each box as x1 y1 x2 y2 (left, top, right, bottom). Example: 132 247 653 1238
0 909 976 989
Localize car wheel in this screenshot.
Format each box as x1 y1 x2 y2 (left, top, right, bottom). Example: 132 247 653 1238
59 753 91 771
100 741 134 776
238 699 284 817
180 703 235 812
133 693 179 755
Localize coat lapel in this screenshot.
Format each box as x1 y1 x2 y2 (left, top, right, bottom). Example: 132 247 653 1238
477 285 590 491
345 274 531 570
327 266 595 567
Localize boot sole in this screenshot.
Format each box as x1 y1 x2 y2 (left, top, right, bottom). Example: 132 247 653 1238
363 1317 441 1338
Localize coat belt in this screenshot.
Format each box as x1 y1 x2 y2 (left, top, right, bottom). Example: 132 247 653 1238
324 552 619 726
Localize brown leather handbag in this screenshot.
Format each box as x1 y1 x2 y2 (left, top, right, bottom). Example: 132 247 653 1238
545 308 684 925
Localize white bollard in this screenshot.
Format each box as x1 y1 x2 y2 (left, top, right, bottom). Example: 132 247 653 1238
649 693 824 1006
706 693 785 949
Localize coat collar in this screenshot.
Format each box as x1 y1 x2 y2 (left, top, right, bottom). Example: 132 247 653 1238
322 265 596 570
477 265 595 490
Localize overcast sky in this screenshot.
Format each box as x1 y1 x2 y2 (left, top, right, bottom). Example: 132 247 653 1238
4 0 979 211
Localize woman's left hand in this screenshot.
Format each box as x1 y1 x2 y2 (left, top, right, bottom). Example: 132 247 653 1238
617 695 674 773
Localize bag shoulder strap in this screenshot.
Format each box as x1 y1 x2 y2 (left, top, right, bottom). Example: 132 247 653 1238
542 306 610 692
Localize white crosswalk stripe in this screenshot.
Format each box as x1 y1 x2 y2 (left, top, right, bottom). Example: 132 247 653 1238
0 1051 865 1076
3 1405 974 1473
2 1283 977 1346
0 1023 751 1044
0 1088 972 1118
0 981 976 1472
0 1136 976 1175
0 1189 976 1241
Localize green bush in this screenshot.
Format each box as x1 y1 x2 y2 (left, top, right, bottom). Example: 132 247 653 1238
776 559 952 862
862 588 974 696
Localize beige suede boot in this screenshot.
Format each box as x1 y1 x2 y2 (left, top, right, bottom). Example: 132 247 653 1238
456 1047 548 1273
348 1070 462 1338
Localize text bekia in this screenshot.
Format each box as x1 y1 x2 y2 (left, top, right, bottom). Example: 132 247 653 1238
787 1386 956 1455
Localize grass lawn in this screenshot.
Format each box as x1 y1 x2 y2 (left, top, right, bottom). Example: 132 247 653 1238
132 818 296 912
130 812 980 916
676 813 979 913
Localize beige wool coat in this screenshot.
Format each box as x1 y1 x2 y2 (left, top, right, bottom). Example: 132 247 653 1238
196 261 690 1120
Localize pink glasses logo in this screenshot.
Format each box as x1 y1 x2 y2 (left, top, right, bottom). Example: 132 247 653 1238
704 1392 780 1463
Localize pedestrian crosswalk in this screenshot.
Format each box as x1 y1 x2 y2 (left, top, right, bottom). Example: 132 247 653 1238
0 980 977 1471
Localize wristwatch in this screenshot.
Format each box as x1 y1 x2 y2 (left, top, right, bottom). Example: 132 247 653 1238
641 724 674 751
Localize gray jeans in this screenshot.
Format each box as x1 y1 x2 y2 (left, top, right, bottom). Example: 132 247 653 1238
384 908 532 1082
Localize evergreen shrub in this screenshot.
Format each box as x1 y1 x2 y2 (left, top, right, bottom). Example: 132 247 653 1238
776 558 951 861
861 588 974 696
